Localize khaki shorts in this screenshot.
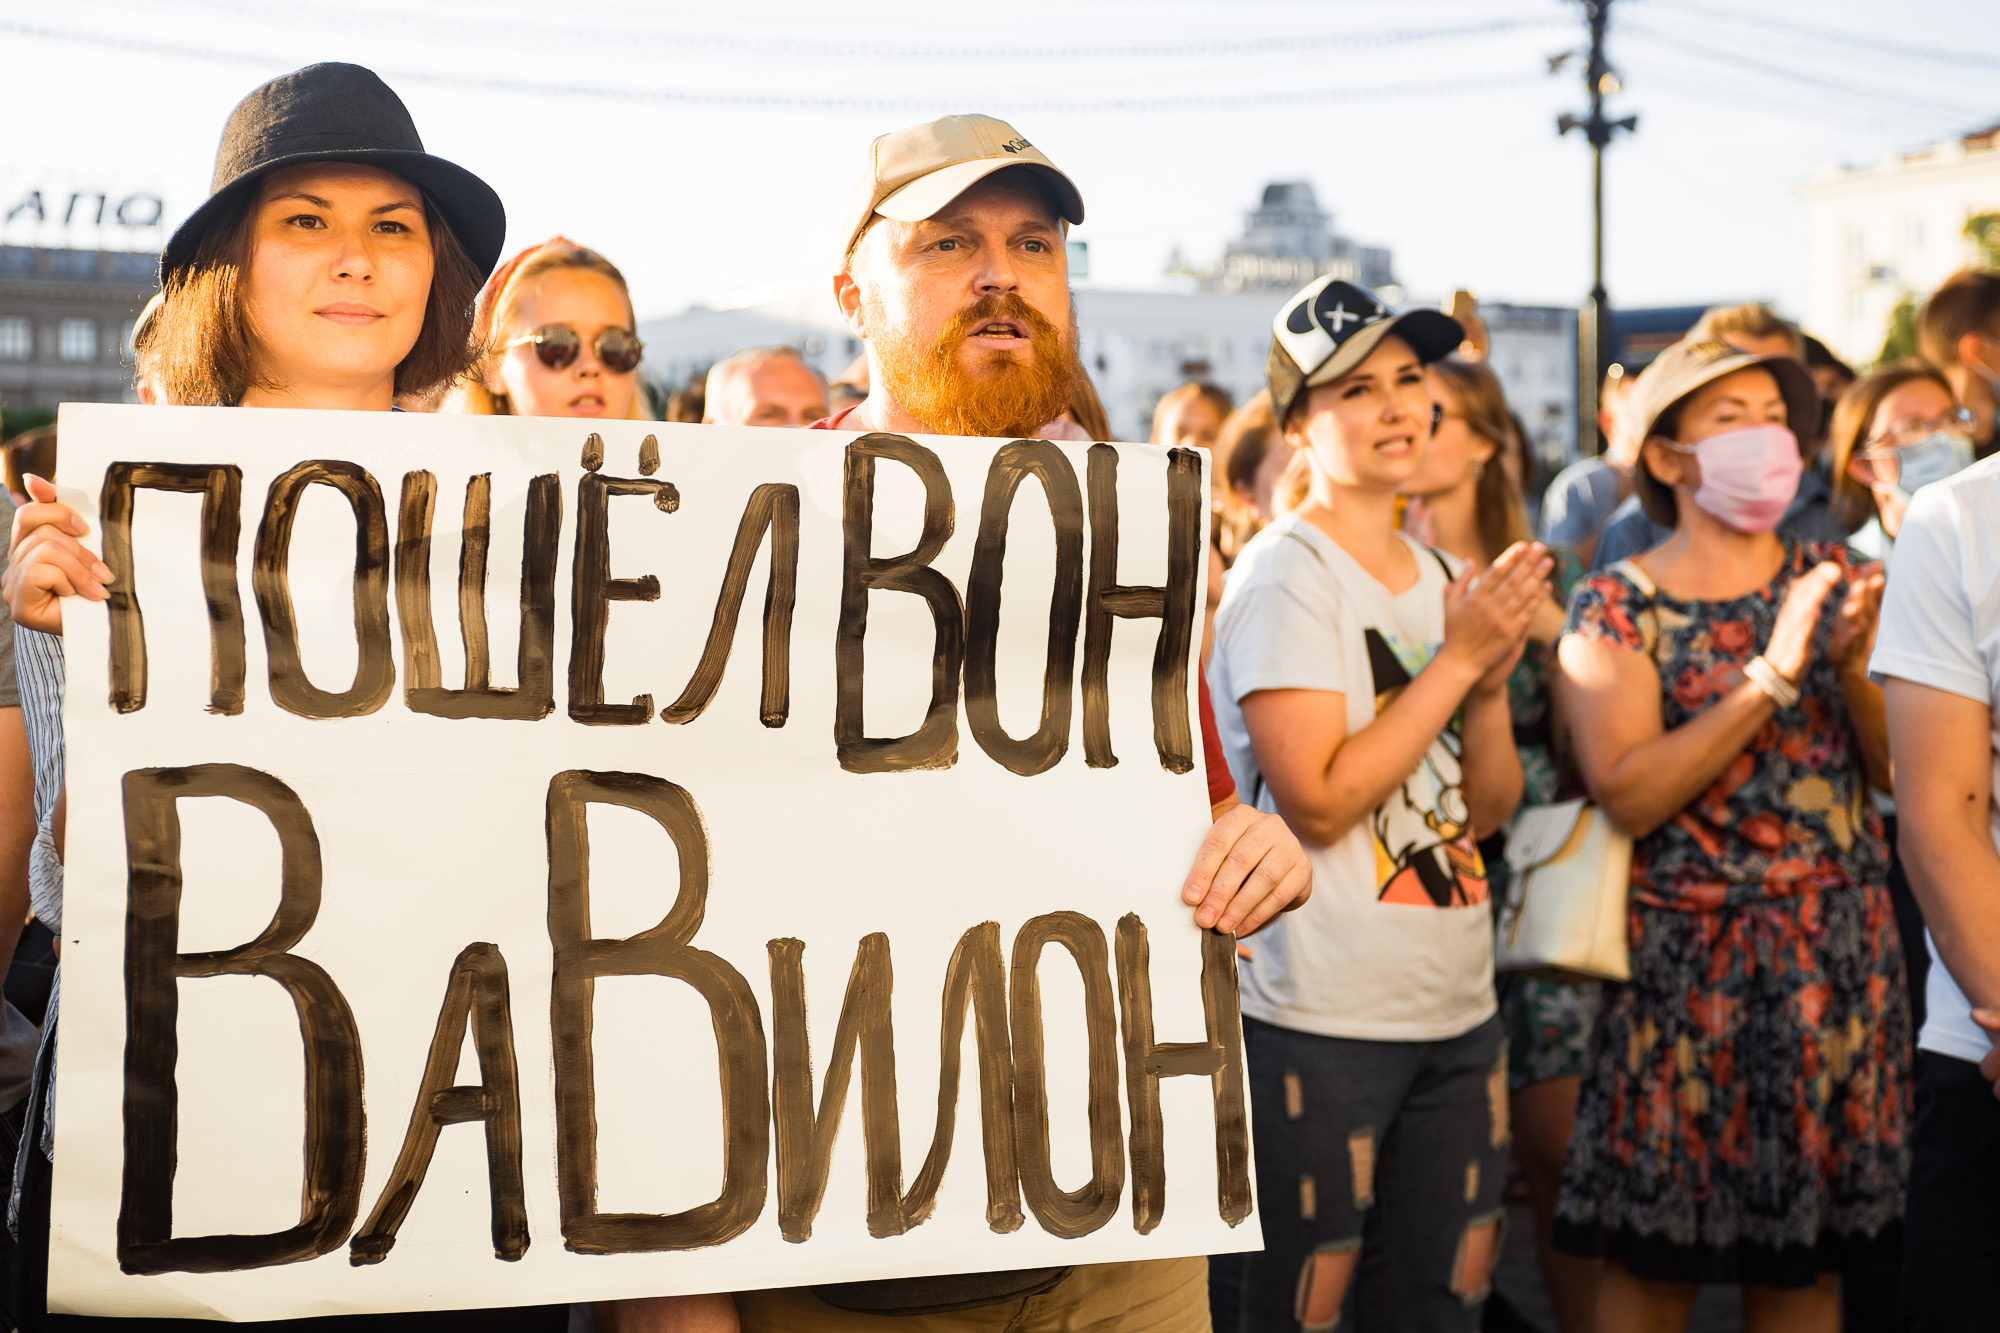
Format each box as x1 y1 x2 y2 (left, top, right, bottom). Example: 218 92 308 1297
734 1257 1209 1333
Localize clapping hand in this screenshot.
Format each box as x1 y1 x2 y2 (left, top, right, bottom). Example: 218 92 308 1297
1829 562 1886 672
1761 562 1845 685
1441 540 1553 695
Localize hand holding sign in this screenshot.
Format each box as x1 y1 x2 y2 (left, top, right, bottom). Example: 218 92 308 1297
5 472 112 633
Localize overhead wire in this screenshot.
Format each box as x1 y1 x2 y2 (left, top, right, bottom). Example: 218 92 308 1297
1647 0 2000 72
0 19 1546 111
1617 20 1989 123
168 0 1563 60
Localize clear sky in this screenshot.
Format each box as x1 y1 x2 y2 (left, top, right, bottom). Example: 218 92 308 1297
4 0 1997 326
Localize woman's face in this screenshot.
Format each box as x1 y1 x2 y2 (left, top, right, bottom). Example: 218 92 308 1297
487 268 638 419
1287 335 1431 493
242 162 434 401
1157 394 1225 453
1399 372 1496 499
1235 436 1295 525
1858 377 1959 535
1642 366 1787 493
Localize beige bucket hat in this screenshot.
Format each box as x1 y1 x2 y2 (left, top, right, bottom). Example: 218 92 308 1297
1629 337 1819 524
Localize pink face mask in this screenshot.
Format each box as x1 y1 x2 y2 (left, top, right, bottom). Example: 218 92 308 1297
1678 424 1803 533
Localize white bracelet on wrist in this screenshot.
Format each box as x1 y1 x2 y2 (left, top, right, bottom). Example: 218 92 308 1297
1743 655 1800 709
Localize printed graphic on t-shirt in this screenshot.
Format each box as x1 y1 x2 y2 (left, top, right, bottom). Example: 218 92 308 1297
1364 627 1489 908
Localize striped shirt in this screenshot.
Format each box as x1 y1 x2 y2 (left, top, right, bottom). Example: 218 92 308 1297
13 624 62 1185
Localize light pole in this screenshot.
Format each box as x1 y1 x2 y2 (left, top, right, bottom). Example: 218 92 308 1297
1560 0 1636 456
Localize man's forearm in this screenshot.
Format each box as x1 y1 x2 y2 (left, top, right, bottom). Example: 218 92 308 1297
1900 816 2000 1015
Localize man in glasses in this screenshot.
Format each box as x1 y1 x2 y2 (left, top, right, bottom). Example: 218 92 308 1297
702 345 830 428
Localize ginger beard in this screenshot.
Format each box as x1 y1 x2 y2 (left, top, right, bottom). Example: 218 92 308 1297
869 291 1076 439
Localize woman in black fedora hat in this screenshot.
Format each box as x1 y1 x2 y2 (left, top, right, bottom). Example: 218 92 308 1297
141 60 504 411
2 64 580 1333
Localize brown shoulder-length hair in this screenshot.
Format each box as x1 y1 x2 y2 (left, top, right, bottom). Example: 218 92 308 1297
1428 359 1533 556
1827 360 1956 531
149 176 483 407
1215 389 1278 556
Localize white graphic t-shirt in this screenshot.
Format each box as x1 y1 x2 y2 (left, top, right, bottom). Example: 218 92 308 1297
1209 512 1496 1042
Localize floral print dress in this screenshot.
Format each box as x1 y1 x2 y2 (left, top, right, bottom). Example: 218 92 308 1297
1551 540 1911 1286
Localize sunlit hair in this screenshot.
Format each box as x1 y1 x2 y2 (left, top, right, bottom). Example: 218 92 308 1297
1827 360 1956 531
1427 359 1533 555
128 291 169 404
148 180 482 408
1066 363 1112 440
1689 302 1803 358
1918 268 2000 370
1150 381 1233 446
1215 389 1278 556
445 238 650 419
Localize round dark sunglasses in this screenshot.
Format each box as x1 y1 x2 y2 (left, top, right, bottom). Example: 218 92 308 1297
507 324 644 374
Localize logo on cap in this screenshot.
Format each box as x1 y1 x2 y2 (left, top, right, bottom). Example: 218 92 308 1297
1001 137 1031 154
1686 339 1736 363
1274 279 1388 379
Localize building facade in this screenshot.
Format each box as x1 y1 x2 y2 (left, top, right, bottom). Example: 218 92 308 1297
1481 303 1580 479
639 286 1578 458
1799 123 2000 368
1172 181 1397 296
0 246 158 410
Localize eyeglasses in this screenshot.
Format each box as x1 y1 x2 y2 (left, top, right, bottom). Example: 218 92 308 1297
507 324 644 375
1859 406 1975 455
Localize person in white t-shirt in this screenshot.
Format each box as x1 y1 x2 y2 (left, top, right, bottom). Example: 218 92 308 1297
1872 454 2000 1331
1206 277 1549 1333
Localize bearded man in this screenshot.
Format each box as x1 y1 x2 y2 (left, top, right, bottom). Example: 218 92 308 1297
613 115 1309 1333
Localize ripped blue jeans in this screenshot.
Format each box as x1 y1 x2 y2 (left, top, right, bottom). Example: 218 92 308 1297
1210 1014 1508 1333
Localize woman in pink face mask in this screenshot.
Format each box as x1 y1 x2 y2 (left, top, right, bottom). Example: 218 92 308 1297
1549 339 1906 1332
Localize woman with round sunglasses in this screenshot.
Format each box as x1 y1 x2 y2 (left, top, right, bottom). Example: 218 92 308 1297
446 236 650 420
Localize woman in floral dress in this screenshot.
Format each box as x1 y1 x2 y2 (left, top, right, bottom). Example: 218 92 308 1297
1553 339 1908 1331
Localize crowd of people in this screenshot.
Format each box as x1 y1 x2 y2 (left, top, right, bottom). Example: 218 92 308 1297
3 55 2000 1333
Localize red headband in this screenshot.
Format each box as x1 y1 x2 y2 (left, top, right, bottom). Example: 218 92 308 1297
473 234 584 346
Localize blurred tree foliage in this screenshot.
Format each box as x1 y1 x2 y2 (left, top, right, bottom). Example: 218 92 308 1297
1879 291 1920 365
1966 212 2000 269
1 404 55 442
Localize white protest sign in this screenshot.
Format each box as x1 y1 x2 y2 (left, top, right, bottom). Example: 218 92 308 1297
46 404 1255 1320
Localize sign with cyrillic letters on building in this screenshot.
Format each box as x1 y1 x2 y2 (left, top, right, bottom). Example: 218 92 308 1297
48 404 1254 1319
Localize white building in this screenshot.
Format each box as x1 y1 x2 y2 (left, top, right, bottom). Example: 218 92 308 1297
635 175 1571 452
638 286 1577 455
1480 303 1580 477
1799 123 2000 368
1175 181 1396 296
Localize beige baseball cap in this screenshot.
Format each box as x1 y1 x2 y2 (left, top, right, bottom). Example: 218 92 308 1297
837 114 1085 266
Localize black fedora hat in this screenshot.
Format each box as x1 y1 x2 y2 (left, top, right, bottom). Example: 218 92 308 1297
161 62 506 284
